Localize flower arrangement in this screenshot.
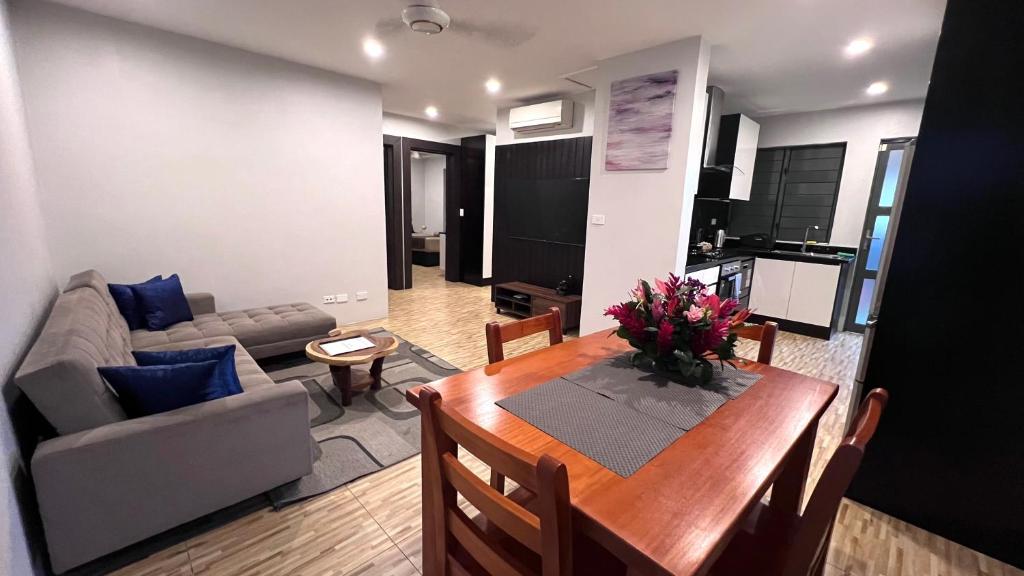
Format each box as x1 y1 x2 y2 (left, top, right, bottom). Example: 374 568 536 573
604 273 751 385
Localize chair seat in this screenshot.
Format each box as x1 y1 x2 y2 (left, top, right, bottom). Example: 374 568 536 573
710 502 802 576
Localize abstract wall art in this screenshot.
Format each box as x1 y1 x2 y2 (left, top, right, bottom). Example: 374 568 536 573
605 70 679 171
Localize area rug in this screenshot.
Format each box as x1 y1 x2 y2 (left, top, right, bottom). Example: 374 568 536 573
262 328 459 508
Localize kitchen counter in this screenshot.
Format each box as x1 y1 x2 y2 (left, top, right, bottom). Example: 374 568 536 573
685 247 854 273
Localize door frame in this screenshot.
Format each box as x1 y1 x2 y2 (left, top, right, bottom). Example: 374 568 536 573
382 135 405 290
844 137 916 333
400 137 463 285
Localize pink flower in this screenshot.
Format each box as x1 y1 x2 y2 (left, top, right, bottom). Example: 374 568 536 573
702 293 722 319
719 297 739 319
685 305 704 324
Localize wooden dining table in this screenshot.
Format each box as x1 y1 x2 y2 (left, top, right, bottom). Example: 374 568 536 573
406 329 838 576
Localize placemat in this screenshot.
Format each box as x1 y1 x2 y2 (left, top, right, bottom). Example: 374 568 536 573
563 355 726 430
496 378 684 477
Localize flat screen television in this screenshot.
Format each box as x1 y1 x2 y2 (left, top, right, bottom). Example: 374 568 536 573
505 178 589 246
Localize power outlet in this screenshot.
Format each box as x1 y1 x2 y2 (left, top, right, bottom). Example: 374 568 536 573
322 295 336 304
356 291 368 301
336 293 349 303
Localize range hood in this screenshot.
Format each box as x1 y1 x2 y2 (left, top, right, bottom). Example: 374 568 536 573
697 85 760 200
702 86 727 170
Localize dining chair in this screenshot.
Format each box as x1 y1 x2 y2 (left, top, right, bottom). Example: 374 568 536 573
418 386 624 576
710 388 890 576
486 307 563 364
731 320 779 365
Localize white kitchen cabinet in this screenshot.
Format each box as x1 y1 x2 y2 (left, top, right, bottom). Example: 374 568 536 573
787 262 842 326
749 258 795 319
728 115 760 201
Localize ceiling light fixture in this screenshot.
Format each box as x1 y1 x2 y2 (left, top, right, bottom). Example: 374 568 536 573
485 78 502 94
845 37 874 57
866 81 889 96
363 37 384 59
424 105 439 119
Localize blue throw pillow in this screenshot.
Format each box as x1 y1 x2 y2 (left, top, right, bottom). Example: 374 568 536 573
99 360 239 418
108 276 162 330
132 345 242 395
132 274 194 331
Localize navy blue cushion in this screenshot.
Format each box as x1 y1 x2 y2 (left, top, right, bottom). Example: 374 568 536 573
98 360 239 418
132 274 193 331
132 345 242 395
108 276 162 330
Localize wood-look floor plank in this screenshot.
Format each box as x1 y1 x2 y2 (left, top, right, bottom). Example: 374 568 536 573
109 265 1021 576
344 545 419 576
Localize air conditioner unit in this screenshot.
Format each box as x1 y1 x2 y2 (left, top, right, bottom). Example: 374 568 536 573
509 99 574 133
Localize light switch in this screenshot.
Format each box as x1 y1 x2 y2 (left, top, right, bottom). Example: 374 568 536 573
591 214 606 225
459 208 465 217
356 291 368 301
336 293 348 303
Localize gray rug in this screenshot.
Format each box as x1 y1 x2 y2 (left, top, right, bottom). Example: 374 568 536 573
262 328 459 508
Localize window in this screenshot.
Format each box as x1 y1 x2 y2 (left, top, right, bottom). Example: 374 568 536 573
728 143 846 243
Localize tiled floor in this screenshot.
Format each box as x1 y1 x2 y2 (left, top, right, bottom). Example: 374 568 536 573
113 266 1023 576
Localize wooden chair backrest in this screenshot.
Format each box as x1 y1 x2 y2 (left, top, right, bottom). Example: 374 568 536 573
731 321 779 365
782 388 889 576
486 307 564 364
418 386 573 576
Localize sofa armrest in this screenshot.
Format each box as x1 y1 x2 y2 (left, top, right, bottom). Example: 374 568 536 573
31 381 312 573
186 291 216 315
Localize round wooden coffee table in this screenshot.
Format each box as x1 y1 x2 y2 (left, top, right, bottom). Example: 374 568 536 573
305 329 399 406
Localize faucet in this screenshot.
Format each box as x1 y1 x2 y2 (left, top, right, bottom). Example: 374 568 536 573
801 225 820 253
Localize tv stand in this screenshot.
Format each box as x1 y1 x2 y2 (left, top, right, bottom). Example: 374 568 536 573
493 282 582 333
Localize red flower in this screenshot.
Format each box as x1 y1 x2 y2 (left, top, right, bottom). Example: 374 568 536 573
604 303 646 339
656 318 674 354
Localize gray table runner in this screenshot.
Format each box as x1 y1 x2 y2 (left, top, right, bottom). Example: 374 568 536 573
496 354 763 477
496 378 684 477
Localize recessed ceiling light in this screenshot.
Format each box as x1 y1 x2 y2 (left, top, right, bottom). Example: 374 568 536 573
866 81 889 96
845 37 874 57
485 78 502 94
424 105 439 119
362 37 384 59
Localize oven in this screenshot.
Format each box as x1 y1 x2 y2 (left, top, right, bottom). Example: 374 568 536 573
717 258 753 310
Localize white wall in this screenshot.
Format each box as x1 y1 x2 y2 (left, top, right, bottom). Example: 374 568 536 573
13 1 388 324
495 90 595 145
580 37 710 334
383 112 485 145
482 134 496 279
1 0 53 572
423 156 446 234
755 100 924 247
410 154 445 235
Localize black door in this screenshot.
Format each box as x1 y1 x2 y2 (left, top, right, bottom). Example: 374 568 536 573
847 0 1024 567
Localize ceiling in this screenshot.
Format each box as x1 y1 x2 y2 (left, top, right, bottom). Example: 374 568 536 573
46 0 946 130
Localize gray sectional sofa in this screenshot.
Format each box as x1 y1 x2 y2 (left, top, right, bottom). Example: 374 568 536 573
15 270 337 573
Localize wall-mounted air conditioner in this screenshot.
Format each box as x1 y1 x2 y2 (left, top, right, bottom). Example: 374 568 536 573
509 99 574 133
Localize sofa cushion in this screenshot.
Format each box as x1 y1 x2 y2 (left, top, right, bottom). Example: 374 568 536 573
134 336 274 392
65 269 132 340
133 344 242 395
130 304 335 357
15 287 132 434
108 275 161 330
99 360 237 418
133 274 193 331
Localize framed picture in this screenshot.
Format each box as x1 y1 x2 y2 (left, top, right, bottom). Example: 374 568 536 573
605 70 679 171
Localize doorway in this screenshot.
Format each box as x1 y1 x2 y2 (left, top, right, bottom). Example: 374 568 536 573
409 151 446 270
844 138 916 332
381 136 463 290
